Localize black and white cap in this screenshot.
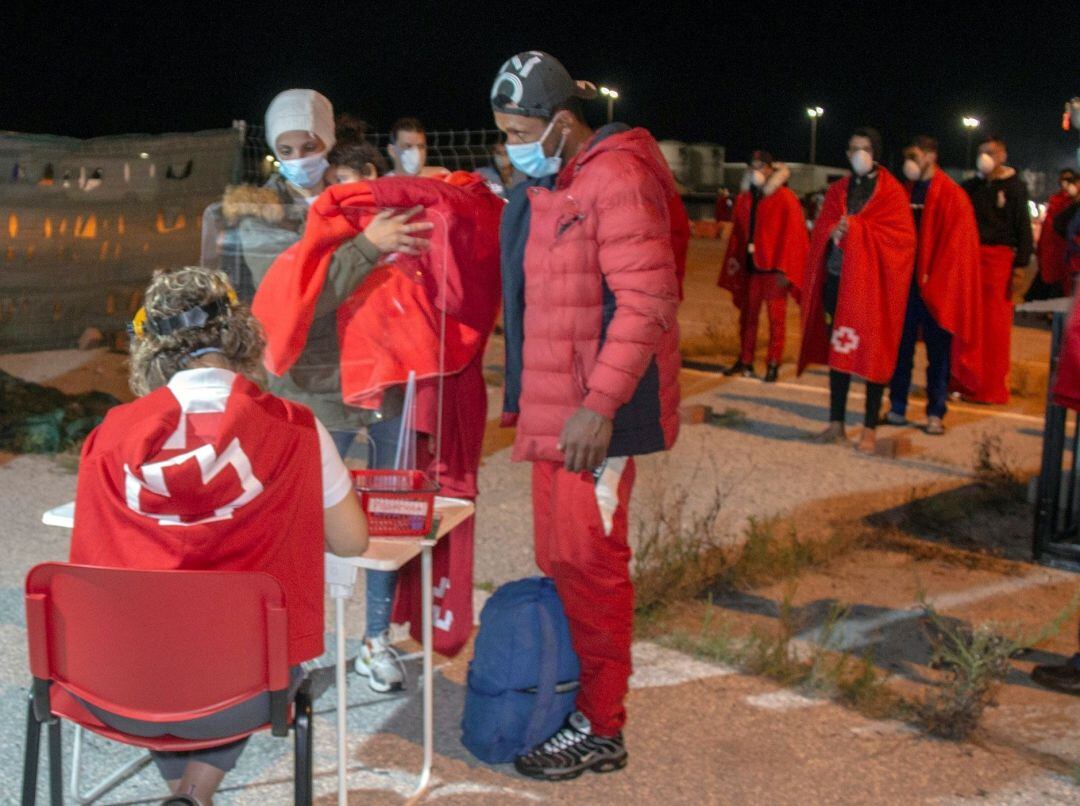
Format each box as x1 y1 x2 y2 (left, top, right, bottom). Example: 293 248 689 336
490 51 597 119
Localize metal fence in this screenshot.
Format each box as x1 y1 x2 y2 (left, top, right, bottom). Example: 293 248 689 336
235 124 503 184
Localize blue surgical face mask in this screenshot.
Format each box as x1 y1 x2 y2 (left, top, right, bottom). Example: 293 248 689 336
278 152 329 188
506 118 567 178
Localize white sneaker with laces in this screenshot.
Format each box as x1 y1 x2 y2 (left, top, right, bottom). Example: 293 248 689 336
355 630 406 692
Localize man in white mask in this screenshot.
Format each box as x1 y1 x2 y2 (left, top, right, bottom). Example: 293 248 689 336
386 117 449 177
960 135 1033 403
887 135 982 435
720 150 808 382
798 126 916 453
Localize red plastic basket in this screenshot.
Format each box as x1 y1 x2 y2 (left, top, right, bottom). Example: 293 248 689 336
351 469 439 537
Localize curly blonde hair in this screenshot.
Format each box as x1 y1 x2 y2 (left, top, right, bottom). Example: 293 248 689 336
129 266 266 396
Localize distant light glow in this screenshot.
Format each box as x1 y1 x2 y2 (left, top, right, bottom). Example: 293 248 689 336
264 155 274 162
138 152 150 159
807 106 824 118
962 116 980 129
600 86 619 99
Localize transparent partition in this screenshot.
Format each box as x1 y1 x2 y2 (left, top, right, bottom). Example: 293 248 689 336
200 196 308 305
202 195 455 490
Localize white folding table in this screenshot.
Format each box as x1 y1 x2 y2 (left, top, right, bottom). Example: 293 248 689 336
42 496 474 805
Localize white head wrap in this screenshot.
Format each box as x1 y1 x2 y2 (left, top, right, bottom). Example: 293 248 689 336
265 89 335 155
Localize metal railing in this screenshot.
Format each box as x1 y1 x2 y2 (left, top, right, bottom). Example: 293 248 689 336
1027 298 1080 571
235 124 503 185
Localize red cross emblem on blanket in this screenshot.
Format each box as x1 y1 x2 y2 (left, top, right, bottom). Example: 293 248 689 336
830 326 860 355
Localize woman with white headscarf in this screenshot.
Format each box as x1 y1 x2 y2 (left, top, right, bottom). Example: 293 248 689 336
235 90 431 694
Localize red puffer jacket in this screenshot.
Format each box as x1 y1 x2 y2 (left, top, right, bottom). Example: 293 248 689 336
513 126 687 464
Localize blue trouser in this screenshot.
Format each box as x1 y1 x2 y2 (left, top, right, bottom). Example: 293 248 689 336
889 283 953 419
334 419 403 638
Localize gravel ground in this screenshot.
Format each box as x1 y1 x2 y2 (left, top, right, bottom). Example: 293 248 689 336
473 366 1044 591
2 245 1064 802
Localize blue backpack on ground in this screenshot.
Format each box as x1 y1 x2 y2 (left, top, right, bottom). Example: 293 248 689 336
461 577 580 763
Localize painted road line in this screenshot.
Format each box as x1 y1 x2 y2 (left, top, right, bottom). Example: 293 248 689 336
630 641 736 689
933 773 1080 805
681 367 1048 425
796 571 1073 651
745 690 823 711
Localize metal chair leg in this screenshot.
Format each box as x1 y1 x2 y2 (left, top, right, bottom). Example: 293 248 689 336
22 696 42 806
48 719 62 806
294 682 314 806
69 726 153 804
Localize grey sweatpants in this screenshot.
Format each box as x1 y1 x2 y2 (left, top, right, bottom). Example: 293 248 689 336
79 667 304 779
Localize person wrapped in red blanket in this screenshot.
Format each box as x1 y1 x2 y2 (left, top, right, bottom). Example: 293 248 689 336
719 152 808 382
960 135 1034 405
798 127 916 454
252 173 502 659
886 136 984 436
1031 169 1077 299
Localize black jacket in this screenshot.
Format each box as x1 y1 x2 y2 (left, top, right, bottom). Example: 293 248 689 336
961 170 1034 267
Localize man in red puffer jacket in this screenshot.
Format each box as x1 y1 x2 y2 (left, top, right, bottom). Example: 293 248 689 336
492 51 688 781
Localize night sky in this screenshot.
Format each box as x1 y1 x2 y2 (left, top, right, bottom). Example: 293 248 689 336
2 2 1075 179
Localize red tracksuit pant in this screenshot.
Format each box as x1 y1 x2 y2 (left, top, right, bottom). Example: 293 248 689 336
532 458 636 737
739 272 788 365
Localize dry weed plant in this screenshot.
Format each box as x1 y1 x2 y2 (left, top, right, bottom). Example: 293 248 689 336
633 480 726 613
973 432 1024 496
917 585 1080 740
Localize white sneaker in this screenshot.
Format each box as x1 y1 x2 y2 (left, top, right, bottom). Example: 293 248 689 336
355 631 406 692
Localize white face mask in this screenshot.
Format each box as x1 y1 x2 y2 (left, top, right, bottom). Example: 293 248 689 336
849 150 873 177
902 159 922 182
976 152 996 176
396 146 424 176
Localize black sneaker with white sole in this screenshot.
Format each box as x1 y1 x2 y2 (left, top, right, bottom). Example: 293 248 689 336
514 711 627 781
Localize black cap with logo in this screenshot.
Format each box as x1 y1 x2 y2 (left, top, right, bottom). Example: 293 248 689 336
490 51 597 119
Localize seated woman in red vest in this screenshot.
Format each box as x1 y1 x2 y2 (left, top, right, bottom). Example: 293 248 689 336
69 265 368 805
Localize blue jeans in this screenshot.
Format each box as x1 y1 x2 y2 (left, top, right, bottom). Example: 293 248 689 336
329 430 356 458
889 283 953 420
363 417 402 638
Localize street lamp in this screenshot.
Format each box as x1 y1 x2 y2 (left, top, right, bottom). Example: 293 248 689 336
806 106 824 165
600 86 620 124
962 116 980 166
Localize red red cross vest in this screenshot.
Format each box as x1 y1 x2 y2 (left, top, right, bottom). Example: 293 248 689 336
70 369 326 665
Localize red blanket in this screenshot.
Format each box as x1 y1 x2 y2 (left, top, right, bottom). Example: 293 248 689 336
251 173 501 657
957 245 1014 404
911 170 985 394
798 170 916 384
1054 289 1080 409
252 173 503 409
720 187 809 306
1039 191 1074 286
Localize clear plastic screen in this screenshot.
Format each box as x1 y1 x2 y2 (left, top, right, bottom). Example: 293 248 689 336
200 194 447 485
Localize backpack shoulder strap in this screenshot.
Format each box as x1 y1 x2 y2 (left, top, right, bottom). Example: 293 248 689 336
519 595 560 752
